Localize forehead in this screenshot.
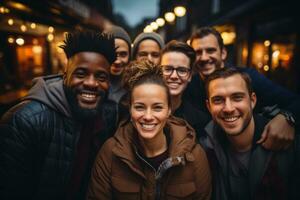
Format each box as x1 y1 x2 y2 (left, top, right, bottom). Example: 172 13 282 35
191 34 220 49
208 74 249 97
68 52 110 72
132 83 168 102
115 38 130 51
138 39 160 51
161 52 190 68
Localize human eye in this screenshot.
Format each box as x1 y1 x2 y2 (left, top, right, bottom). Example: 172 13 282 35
138 52 147 57
177 67 190 76
73 68 86 78
133 104 145 111
211 97 224 104
195 50 202 56
162 66 173 74
232 94 244 102
153 105 163 112
117 51 128 58
95 72 109 82
206 48 217 54
151 52 160 58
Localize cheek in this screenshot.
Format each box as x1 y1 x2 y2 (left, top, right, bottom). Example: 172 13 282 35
99 82 109 91
130 111 143 123
210 106 221 116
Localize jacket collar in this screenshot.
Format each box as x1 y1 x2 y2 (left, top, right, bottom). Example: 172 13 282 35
112 116 197 179
205 115 272 198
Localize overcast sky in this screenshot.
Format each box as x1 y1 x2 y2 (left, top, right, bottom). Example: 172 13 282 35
112 0 159 27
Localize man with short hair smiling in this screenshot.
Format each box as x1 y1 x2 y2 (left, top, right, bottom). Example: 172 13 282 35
203 68 300 200
0 31 117 200
186 26 300 150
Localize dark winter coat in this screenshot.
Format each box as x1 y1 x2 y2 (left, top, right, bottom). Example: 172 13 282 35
201 115 300 200
0 75 117 200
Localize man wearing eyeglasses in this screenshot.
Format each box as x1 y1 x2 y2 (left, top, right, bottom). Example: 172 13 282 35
160 40 211 139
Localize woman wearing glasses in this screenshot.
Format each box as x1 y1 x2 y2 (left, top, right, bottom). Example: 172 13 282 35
86 60 211 200
160 40 211 140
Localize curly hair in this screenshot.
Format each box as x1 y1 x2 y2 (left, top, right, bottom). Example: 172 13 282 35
60 30 116 64
122 60 171 107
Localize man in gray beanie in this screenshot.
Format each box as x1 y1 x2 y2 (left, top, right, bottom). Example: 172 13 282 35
132 32 164 65
104 25 132 103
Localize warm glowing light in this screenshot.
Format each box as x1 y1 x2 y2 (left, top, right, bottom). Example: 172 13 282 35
32 45 42 54
156 18 165 27
144 25 153 33
150 22 158 30
221 31 236 45
186 39 190 45
174 6 186 17
30 23 36 29
8 18 14 25
272 50 280 58
0 6 9 13
47 33 54 41
263 65 269 71
48 26 54 33
20 24 27 32
164 12 176 23
8 37 14 44
0 7 5 13
33 38 39 45
16 38 25 46
264 40 271 47
7 2 31 12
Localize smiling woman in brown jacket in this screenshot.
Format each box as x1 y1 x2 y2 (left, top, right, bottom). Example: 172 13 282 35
86 60 211 200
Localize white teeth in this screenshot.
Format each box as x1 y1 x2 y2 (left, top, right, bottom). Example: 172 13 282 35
168 82 180 88
224 116 238 122
81 93 96 99
141 124 155 129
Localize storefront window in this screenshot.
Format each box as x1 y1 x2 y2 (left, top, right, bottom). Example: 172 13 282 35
250 34 296 91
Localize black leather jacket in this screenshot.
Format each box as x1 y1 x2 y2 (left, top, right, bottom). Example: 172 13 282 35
0 75 117 200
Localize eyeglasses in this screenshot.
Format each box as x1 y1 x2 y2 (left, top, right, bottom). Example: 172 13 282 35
161 65 191 78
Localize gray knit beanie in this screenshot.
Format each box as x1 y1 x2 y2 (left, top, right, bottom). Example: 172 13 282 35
132 32 165 59
104 25 132 51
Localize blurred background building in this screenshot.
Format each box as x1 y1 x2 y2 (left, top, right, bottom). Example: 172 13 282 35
0 0 299 116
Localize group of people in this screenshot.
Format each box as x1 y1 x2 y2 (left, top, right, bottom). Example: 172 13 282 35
0 25 299 200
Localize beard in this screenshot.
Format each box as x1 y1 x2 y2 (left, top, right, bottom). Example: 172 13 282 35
220 111 253 137
64 85 107 121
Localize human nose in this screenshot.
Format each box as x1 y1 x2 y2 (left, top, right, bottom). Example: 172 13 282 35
223 99 234 112
169 68 179 78
200 51 209 61
143 109 154 120
147 54 154 62
83 75 98 88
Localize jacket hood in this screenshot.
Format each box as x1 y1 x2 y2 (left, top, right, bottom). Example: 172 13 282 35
24 74 72 118
112 116 197 161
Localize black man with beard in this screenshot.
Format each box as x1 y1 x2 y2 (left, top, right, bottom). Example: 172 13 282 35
0 31 117 200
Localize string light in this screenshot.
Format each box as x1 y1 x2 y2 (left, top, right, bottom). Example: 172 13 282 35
174 6 186 17
156 18 165 27
164 12 176 23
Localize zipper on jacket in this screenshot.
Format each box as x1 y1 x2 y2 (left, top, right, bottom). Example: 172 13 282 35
135 150 162 200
